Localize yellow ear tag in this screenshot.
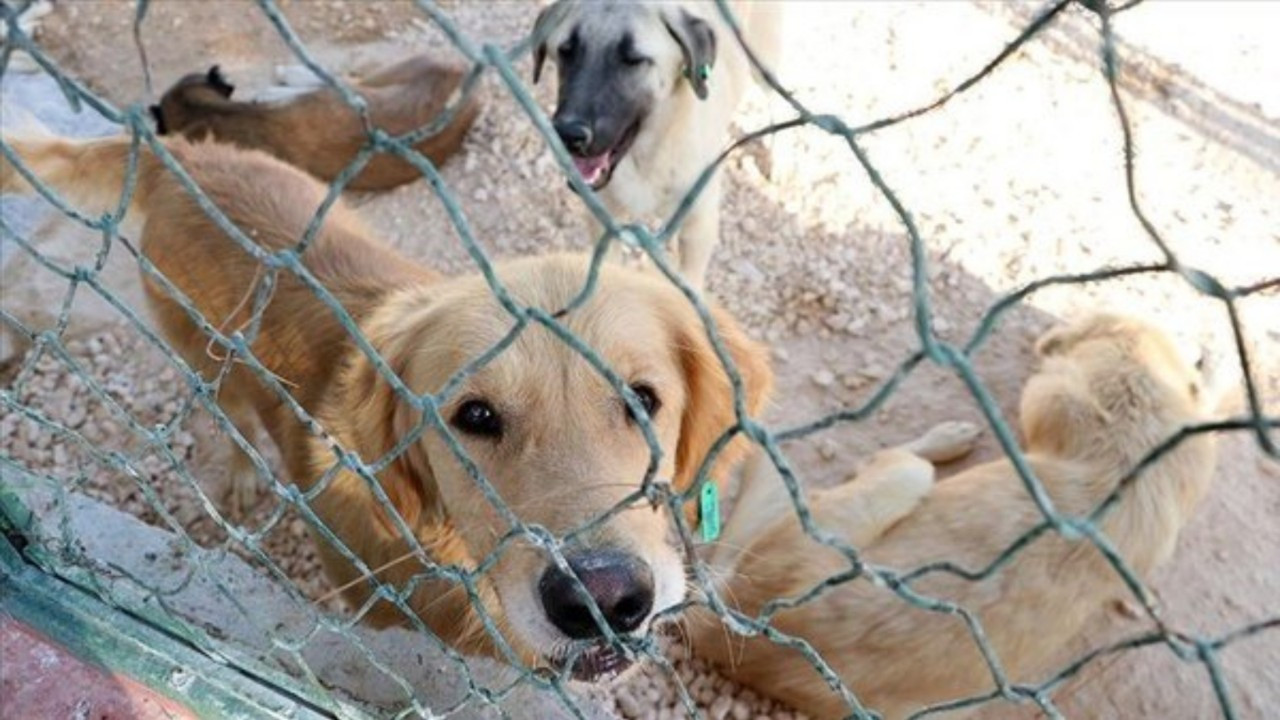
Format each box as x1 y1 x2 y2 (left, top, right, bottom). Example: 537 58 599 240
699 482 721 543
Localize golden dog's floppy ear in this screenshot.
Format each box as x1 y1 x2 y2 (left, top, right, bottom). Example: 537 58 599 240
342 318 441 535
1018 368 1109 458
1035 313 1131 357
1035 324 1082 358
1022 320 1120 457
671 303 773 524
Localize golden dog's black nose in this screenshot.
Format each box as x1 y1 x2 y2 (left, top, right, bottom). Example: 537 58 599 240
539 550 654 639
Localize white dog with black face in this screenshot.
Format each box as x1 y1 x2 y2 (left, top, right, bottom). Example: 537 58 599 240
532 0 782 290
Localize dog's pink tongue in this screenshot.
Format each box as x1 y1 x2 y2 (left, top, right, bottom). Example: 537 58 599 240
573 154 610 185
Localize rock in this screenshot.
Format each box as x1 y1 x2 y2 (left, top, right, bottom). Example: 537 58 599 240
616 690 644 717
839 372 866 390
733 258 766 286
709 695 734 720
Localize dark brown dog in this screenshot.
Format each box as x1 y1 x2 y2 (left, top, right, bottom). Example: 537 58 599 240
150 56 481 191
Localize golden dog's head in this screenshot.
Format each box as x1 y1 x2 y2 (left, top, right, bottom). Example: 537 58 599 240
342 254 771 679
1022 313 1211 459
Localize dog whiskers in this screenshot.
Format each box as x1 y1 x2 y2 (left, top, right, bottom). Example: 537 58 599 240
682 565 752 668
312 547 426 605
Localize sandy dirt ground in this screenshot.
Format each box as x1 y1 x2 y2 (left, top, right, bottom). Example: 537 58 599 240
2 1 1277 718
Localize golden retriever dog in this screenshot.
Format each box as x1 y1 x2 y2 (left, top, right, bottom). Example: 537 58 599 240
1 131 771 681
531 0 783 289
149 55 481 191
691 314 1221 719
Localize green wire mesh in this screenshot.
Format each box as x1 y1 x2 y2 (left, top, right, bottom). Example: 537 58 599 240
0 1 1276 719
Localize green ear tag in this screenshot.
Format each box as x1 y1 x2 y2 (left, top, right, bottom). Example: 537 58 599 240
699 482 721 543
682 64 712 82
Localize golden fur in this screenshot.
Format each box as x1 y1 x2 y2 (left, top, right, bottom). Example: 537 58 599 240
1 132 772 668
3 129 1221 713
151 55 481 191
692 314 1220 719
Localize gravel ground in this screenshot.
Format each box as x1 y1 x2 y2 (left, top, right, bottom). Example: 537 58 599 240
2 1 1277 718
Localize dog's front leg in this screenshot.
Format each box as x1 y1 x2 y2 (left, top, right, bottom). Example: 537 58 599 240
212 394 263 519
714 422 981 572
673 175 722 291
828 421 982 546
815 449 939 549
576 196 640 272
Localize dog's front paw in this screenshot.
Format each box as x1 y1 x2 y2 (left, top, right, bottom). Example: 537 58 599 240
908 421 982 463
223 464 260 521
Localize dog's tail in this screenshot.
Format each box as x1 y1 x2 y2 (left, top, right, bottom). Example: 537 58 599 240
1 130 166 222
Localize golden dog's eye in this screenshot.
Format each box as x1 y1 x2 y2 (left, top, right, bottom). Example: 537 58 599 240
453 399 503 438
626 383 661 423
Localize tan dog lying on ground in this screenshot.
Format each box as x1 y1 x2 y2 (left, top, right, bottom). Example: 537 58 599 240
694 314 1221 719
149 55 481 191
1 130 771 681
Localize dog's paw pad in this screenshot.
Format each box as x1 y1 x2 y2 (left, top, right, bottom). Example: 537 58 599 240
910 421 982 463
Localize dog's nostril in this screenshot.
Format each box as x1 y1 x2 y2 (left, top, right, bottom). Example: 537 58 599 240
611 592 649 630
538 550 655 639
553 119 593 153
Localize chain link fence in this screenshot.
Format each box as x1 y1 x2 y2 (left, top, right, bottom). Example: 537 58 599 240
1 0 1277 718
